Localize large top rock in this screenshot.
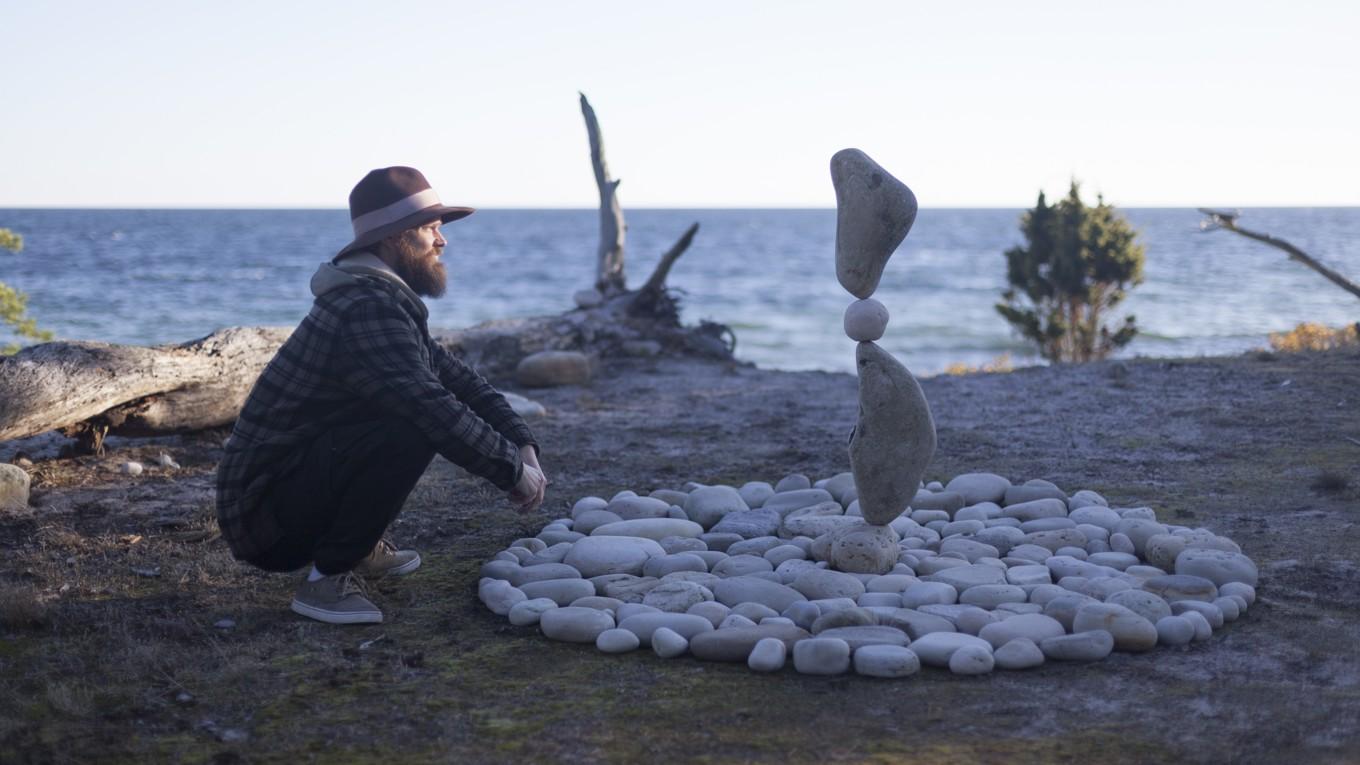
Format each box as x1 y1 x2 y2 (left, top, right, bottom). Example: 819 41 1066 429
849 342 936 525
830 148 918 299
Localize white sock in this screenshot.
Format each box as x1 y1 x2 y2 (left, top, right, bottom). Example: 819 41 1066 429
307 566 326 582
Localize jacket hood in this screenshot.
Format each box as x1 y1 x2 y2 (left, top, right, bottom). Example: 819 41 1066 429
310 256 429 322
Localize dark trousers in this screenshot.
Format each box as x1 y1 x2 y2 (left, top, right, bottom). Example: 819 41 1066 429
246 417 436 575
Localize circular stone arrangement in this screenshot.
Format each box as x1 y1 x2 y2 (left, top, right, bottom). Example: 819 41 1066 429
477 472 1259 677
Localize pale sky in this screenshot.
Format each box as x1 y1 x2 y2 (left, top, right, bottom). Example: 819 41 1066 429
2 1 1356 208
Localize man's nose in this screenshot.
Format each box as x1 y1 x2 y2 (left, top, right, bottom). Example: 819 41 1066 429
434 233 446 247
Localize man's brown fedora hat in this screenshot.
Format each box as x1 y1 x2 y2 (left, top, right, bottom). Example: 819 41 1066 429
335 166 474 260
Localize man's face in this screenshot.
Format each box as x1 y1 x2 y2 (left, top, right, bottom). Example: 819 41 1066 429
384 219 448 298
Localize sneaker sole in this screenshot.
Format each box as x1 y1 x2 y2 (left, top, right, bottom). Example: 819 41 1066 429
290 599 383 625
361 552 422 579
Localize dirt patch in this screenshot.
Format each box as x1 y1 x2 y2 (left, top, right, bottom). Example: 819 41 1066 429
2 348 1358 764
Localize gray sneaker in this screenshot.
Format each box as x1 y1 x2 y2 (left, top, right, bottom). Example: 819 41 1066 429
354 538 421 579
291 571 382 624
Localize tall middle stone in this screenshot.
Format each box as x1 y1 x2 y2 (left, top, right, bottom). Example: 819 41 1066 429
848 341 936 525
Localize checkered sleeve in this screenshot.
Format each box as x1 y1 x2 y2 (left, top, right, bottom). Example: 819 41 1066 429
430 341 538 453
337 299 523 490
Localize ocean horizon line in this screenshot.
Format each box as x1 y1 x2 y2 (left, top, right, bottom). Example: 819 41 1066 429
3 204 1359 212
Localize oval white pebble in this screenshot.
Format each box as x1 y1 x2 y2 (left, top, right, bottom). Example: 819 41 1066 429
747 637 788 672
948 643 995 675
793 637 851 675
652 627 689 658
1155 616 1195 646
596 628 641 653
842 298 889 342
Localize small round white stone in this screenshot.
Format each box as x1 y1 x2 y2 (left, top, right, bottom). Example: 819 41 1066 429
853 645 921 678
1155 616 1195 646
508 597 558 626
793 637 852 675
948 643 995 675
596 627 641 653
1220 582 1256 607
747 637 788 672
652 627 689 658
843 298 890 342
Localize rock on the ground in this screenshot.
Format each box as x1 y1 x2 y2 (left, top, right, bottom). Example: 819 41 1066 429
563 536 664 578
1175 548 1259 587
849 342 936 525
993 638 1046 670
853 645 921 678
747 637 788 672
515 350 593 387
0 464 31 510
793 637 852 675
1040 630 1115 661
540 607 615 643
827 522 900 574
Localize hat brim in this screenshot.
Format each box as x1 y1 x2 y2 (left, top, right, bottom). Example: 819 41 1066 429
335 204 475 261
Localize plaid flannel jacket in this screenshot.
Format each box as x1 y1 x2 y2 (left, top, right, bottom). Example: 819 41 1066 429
216 263 536 561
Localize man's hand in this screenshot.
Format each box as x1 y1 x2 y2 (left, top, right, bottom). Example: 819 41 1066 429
509 446 547 513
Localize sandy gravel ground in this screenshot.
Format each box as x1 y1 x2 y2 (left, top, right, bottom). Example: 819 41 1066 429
1 347 1357 763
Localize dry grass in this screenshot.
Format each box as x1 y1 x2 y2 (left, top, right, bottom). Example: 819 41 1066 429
940 353 1015 376
0 587 46 629
1268 321 1360 352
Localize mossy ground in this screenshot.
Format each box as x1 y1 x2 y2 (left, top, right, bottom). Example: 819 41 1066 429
2 349 1358 763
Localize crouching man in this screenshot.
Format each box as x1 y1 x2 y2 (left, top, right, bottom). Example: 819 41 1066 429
216 166 546 624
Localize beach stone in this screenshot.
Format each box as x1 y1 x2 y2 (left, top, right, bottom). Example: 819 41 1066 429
1001 498 1068 522
831 148 917 299
1114 518 1168 555
858 592 902 608
730 602 779 623
949 643 995 675
658 537 707 555
793 637 852 675
1070 490 1108 508
1022 529 1088 553
923 564 1006 591
817 625 911 651
649 489 690 506
711 576 807 612
592 518 704 541
641 581 714 613
571 596 624 613
1156 616 1195 646
651 627 689 658
0 464 30 510
519 578 596 606
792 569 866 600
954 607 1000 636
764 544 808 567
1009 544 1054 564
710 508 781 539
821 473 858 504
1106 590 1173 624
1109 533 1136 555
536 529 585 546
727 537 783 557
978 613 1066 649
1043 594 1101 631
595 627 640 653
1005 565 1053 587
508 598 559 627
572 496 609 518
849 342 936 525
1143 574 1219 603
1172 600 1225 629
939 538 999 563
1073 603 1158 652
783 514 863 539
1145 533 1188 571
994 637 1045 670
909 632 993 667
540 606 614 643
774 473 812 492
686 601 732 628
747 637 788 672
564 536 664 578
944 473 1011 505
690 623 811 662
1087 552 1139 571
853 645 921 678
1181 609 1214 641
765 489 837 517
515 350 592 387
480 580 527 615
1003 483 1068 506
1069 505 1122 532
960 585 1028 609
503 563 581 587
698 533 743 554
827 523 900 574
1220 582 1256 607
660 571 722 591
712 555 774 578
1175 548 1259 587
602 577 662 603
617 612 714 646
811 607 877 634
866 574 917 593
911 490 966 515
738 481 775 509
684 486 749 529
1023 518 1077 535
877 608 957 640
605 496 672 521
643 553 708 579
843 298 890 341
1040 630 1114 661
720 614 757 630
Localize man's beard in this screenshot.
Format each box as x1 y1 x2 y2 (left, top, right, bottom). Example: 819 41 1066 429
389 236 447 298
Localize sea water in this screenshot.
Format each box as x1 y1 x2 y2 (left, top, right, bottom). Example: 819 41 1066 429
1 208 1356 374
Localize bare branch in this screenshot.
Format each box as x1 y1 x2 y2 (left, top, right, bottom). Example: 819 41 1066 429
580 93 626 294
641 223 700 294
1198 209 1360 301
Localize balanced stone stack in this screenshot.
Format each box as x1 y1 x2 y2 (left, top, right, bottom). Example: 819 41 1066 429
828 148 936 575
477 474 1259 677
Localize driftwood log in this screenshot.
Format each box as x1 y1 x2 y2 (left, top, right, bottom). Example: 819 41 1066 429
0 94 729 450
1199 208 1360 301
